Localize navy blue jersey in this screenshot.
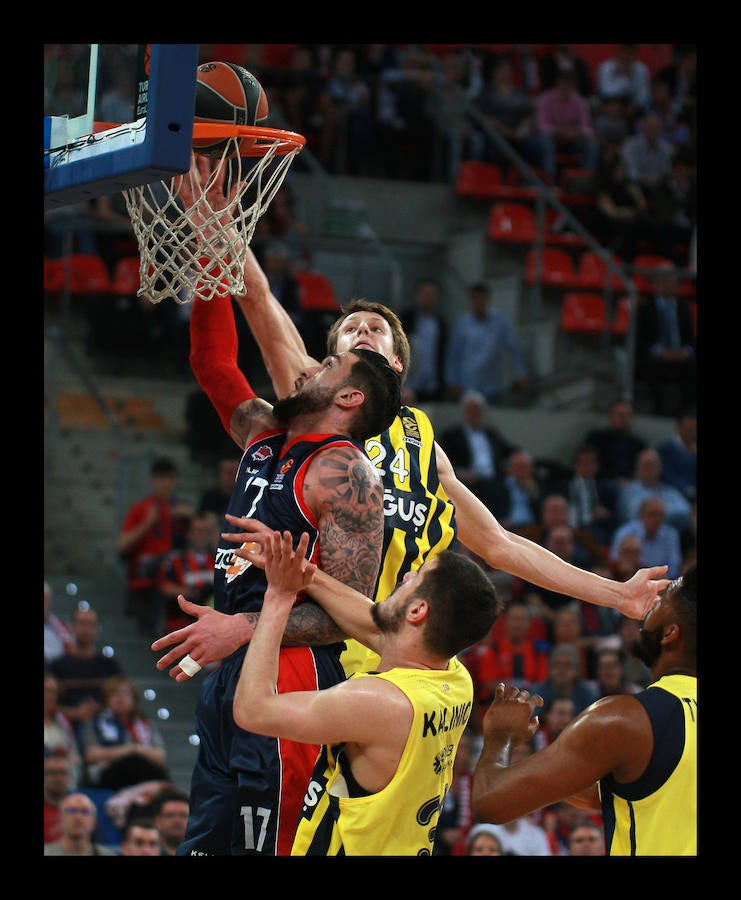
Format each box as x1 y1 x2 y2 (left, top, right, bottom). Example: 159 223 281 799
213 427 365 616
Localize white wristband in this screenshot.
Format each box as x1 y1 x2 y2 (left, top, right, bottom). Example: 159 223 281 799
179 654 202 678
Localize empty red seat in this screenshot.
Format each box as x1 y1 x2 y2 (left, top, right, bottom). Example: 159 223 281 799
66 253 113 294
111 256 141 295
524 247 579 288
488 202 537 243
610 296 631 334
560 292 607 334
456 161 505 199
576 250 626 291
295 271 340 311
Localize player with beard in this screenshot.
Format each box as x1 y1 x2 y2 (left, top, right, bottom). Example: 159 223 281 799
173 299 401 856
470 564 697 856
228 526 504 856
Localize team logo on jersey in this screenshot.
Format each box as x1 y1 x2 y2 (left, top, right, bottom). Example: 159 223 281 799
279 459 294 476
252 445 274 463
223 543 255 583
400 413 422 448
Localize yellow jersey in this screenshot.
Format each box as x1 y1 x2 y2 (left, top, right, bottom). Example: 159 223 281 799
341 406 457 676
291 657 473 856
599 673 697 856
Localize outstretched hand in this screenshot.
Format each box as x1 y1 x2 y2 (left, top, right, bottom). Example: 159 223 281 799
150 597 252 682
263 530 317 605
621 566 671 620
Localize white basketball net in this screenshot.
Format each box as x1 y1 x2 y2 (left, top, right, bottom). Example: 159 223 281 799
122 136 302 304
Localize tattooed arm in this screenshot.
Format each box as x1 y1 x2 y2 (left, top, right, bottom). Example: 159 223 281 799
152 443 386 681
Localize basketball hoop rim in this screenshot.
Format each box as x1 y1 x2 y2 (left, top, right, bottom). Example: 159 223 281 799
193 123 306 156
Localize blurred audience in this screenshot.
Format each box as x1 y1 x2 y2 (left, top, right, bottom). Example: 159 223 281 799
583 399 648 487
119 817 163 856
609 495 683 580
43 792 118 856
655 410 696 503
44 671 83 787
44 754 74 845
44 580 73 668
465 824 506 856
531 643 598 716
399 277 449 404
616 447 692 531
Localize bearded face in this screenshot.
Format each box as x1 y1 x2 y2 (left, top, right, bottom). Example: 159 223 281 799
371 592 408 635
271 384 337 426
632 624 663 669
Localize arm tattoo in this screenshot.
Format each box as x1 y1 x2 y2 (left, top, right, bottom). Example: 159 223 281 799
305 447 385 597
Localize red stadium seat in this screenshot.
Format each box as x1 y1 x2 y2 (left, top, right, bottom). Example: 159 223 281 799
111 257 141 296
488 202 537 243
65 253 113 295
576 250 626 291
524 247 579 289
610 296 631 335
294 271 340 312
560 292 608 335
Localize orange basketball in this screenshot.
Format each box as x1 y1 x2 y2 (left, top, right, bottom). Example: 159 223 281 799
193 61 269 158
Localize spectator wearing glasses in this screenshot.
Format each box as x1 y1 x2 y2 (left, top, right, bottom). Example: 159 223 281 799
43 792 118 855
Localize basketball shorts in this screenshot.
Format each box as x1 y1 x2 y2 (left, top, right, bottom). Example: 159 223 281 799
177 642 345 856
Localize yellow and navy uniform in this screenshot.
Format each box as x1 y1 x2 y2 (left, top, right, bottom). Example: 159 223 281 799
341 406 457 676
291 657 473 856
599 673 697 856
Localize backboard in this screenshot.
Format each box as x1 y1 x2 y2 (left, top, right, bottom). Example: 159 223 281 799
44 44 199 211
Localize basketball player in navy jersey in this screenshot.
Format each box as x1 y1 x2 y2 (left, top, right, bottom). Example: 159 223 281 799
172 287 400 856
471 565 696 856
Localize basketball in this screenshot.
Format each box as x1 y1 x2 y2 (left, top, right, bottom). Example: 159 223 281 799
193 62 269 158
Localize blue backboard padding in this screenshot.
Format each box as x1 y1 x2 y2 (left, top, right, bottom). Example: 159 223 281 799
44 44 199 210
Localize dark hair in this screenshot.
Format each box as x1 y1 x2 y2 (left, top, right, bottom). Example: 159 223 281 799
151 457 177 477
346 349 402 441
123 816 159 841
416 550 504 658
326 299 411 382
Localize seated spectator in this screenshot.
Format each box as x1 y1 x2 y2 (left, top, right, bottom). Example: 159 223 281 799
531 643 598 716
44 754 74 845
602 615 652 687
560 444 618 547
48 605 124 745
656 410 696 503
398 277 449 404
533 69 598 183
516 492 607 571
621 111 675 206
549 603 600 680
197 456 242 522
376 45 438 182
44 671 83 787
589 646 642 698
79 674 170 792
484 600 550 691
44 580 73 668
567 819 606 856
596 43 651 120
476 814 552 856
608 532 644 583
583 399 648 487
117 455 194 637
616 447 692 532
519 525 592 634
438 390 517 513
609 495 683 580
43 792 118 856
465 824 506 856
538 44 592 96
472 53 543 174
634 264 697 417
150 786 190 856
155 513 218 632
490 449 545 531
119 817 163 856
322 46 377 175
680 499 697 572
532 696 576 752
592 96 631 152
591 155 652 262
